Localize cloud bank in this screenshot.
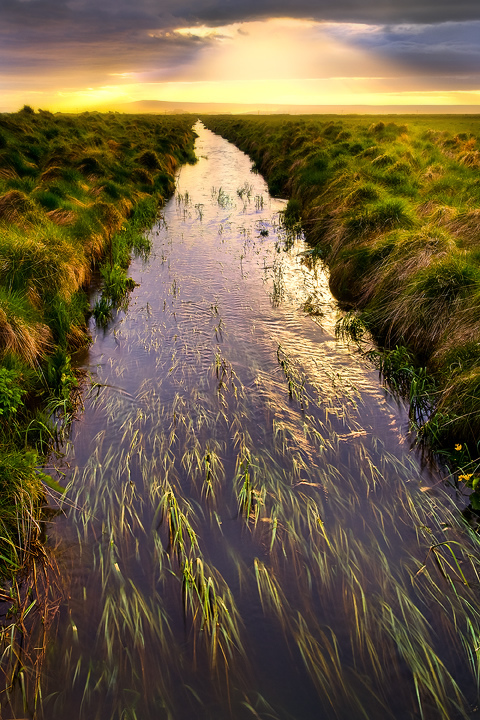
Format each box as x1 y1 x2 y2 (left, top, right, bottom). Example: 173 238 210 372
1 0 479 109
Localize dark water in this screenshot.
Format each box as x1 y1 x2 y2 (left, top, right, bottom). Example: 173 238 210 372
9 123 480 720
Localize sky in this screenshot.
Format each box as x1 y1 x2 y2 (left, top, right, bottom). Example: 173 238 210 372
1 0 480 111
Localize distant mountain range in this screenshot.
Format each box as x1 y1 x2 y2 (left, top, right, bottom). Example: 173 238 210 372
99 100 480 115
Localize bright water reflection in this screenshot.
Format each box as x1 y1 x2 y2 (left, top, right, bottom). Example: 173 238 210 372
11 123 480 719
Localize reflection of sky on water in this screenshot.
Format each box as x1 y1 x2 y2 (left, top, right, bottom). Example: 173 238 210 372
29 123 480 720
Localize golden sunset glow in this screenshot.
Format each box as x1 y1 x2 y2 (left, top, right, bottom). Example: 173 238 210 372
2 4 480 112
49 81 480 114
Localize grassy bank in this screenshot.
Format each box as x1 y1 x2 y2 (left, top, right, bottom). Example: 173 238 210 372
202 114 480 487
0 107 196 572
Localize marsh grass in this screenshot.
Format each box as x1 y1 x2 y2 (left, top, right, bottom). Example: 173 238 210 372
0 110 197 578
276 345 306 407
201 113 480 474
0 555 63 713
6 120 480 720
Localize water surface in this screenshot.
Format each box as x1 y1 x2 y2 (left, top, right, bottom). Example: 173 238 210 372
11 123 480 720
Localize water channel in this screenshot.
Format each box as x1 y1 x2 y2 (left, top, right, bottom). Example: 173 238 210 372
10 122 480 719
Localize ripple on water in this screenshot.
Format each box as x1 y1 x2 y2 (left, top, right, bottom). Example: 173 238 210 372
18 122 480 720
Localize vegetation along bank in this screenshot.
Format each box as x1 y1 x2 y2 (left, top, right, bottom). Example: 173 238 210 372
202 114 480 492
0 107 196 572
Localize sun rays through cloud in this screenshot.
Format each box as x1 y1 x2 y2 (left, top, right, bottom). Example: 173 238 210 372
1 1 480 111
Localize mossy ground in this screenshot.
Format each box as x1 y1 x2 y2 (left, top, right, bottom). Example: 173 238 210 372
202 113 480 486
0 106 196 573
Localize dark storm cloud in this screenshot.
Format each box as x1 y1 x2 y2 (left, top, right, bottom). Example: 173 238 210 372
327 22 480 76
1 0 480 83
0 0 212 78
175 0 480 26
3 0 480 41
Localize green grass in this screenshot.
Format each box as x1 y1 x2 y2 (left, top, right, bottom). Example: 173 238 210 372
0 108 197 575
4 154 480 718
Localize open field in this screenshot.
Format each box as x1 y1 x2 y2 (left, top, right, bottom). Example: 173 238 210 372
202 114 480 489
0 107 196 572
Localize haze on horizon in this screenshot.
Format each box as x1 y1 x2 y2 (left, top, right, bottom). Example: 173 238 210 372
1 0 480 113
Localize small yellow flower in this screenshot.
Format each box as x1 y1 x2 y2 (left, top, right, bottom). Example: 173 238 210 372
455 444 462 451
459 473 473 482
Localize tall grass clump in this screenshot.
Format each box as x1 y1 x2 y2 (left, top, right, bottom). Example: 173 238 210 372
0 108 197 577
